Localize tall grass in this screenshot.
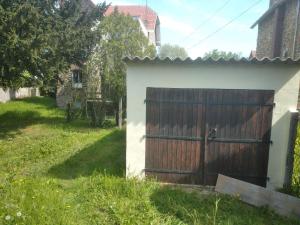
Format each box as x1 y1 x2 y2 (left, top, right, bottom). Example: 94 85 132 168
291 126 300 197
0 97 300 225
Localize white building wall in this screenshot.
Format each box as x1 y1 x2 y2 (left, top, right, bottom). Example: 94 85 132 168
126 63 300 189
0 87 40 103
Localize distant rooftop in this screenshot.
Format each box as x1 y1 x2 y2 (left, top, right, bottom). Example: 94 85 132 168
105 5 159 31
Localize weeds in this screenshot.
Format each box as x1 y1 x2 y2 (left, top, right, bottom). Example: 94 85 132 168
0 97 299 225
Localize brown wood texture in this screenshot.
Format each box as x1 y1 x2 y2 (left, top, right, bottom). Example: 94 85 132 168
204 89 274 186
145 88 274 186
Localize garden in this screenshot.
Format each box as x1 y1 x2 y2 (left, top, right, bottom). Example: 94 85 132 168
0 97 299 224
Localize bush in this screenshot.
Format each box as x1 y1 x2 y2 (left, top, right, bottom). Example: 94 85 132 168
66 102 84 122
86 101 106 127
292 128 300 197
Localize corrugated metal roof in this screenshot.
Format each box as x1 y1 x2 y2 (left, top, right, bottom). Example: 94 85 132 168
124 56 300 65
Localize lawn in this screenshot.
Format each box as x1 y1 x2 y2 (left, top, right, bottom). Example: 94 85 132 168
0 97 299 225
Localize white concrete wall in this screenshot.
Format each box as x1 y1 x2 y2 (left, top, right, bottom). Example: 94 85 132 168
0 87 40 103
126 63 300 189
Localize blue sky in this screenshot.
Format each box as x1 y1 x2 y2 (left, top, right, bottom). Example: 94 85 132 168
92 0 269 58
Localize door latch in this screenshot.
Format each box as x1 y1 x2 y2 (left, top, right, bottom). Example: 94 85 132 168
207 127 217 140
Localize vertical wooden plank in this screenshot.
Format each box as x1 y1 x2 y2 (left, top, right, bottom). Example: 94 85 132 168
176 89 183 181
215 89 224 179
246 90 256 182
161 88 167 182
186 89 192 183
166 88 173 182
172 89 178 181
239 90 248 181
145 88 152 176
204 89 213 185
181 89 187 180
192 89 198 184
155 89 161 180
261 90 275 186
163 88 169 182
197 90 207 185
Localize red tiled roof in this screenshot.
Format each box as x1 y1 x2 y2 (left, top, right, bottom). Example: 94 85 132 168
105 5 158 30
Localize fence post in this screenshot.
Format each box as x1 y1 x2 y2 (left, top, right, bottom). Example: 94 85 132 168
118 97 123 129
284 111 299 189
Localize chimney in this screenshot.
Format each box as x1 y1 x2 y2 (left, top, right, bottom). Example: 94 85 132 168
270 0 282 7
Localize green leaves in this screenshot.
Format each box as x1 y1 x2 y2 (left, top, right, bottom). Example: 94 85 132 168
0 0 107 88
91 10 156 103
203 49 242 60
159 44 188 60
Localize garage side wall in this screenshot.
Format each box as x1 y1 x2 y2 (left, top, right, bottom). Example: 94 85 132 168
126 64 300 189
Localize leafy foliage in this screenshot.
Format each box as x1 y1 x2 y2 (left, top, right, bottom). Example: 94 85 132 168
0 0 107 88
159 44 188 59
281 125 300 198
291 125 300 197
203 49 242 60
98 9 156 102
86 9 156 126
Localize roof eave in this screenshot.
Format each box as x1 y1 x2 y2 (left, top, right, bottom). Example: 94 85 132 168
250 0 288 29
123 56 300 65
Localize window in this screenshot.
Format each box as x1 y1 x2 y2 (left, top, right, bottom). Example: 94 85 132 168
72 70 82 88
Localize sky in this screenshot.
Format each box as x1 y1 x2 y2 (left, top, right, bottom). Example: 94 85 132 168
91 0 269 58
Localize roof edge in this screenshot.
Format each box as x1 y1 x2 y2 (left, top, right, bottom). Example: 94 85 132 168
251 0 288 29
124 56 300 65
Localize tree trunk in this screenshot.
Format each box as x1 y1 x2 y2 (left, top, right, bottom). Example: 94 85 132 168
118 97 123 129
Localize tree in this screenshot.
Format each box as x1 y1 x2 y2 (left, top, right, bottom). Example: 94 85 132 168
203 49 242 60
89 9 156 128
159 44 188 59
0 0 107 88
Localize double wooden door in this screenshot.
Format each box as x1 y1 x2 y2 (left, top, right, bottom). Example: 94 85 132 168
145 88 274 186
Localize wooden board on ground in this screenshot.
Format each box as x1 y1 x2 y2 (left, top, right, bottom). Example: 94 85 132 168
215 174 300 219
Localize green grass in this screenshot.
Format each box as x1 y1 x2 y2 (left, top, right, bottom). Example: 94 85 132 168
290 126 300 198
0 97 299 225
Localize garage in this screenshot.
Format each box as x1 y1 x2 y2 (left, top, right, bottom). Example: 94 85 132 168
145 87 274 186
125 57 300 189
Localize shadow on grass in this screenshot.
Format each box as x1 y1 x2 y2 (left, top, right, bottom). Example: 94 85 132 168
0 97 98 138
0 110 65 138
150 187 300 225
48 129 126 179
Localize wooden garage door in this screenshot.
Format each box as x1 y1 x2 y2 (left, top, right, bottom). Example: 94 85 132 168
145 88 274 187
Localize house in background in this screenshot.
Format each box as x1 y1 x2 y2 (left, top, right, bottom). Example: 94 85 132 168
252 0 300 108
105 5 161 47
56 0 95 109
56 64 86 109
252 0 300 59
56 3 161 109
